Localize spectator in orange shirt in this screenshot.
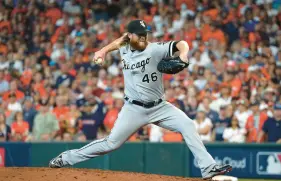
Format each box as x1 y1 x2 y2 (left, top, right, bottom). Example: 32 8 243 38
245 101 268 143
223 61 242 98
32 72 46 96
104 98 124 131
45 1 62 24
183 20 198 48
52 95 70 120
11 112 29 142
56 102 81 140
203 8 219 21
0 14 12 34
175 0 195 11
2 80 25 102
0 41 8 55
229 73 242 98
63 103 81 135
202 22 226 45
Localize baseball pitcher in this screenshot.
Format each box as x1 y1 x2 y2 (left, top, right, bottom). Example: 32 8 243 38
49 20 232 180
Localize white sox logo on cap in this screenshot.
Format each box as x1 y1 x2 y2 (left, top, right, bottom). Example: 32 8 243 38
140 20 145 27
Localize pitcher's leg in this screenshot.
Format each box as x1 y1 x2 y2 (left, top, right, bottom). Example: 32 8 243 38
152 102 216 173
50 103 147 167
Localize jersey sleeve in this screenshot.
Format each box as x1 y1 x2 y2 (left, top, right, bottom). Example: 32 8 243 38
154 41 176 60
118 44 128 55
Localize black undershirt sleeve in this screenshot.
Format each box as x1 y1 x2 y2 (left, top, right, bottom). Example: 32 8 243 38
172 41 180 55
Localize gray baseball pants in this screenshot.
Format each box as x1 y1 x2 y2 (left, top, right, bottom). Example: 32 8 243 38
61 101 216 174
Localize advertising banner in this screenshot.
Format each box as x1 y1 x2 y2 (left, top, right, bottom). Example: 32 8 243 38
0 143 31 167
0 148 5 167
190 146 281 179
256 151 281 176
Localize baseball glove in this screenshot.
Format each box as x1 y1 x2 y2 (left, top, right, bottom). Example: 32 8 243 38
157 56 189 74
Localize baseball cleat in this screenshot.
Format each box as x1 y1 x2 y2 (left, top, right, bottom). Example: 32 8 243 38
202 164 232 180
49 152 67 168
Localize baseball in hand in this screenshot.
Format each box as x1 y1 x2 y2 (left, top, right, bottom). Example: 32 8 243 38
95 57 103 64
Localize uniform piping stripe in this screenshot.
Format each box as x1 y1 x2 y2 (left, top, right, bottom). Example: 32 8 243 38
169 41 174 57
76 137 107 152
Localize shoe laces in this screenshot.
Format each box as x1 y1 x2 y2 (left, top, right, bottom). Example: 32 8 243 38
55 156 64 166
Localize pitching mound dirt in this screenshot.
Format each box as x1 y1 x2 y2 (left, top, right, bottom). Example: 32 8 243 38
0 167 204 181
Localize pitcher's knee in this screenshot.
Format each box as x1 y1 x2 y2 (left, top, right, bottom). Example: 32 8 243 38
178 118 196 133
182 117 195 127
106 138 123 151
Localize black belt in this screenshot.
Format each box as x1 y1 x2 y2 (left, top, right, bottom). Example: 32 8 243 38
124 96 163 108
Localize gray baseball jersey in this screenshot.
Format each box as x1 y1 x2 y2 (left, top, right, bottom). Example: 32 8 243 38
119 41 175 102
56 41 217 178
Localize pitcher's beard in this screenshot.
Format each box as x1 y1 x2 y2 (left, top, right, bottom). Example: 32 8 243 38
130 40 148 51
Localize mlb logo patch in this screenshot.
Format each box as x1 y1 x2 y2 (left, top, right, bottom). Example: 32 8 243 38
257 152 281 175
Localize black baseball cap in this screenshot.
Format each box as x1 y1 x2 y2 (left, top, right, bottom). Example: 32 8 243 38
127 20 151 35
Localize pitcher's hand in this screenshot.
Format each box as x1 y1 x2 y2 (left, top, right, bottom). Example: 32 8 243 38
93 33 128 64
93 50 106 64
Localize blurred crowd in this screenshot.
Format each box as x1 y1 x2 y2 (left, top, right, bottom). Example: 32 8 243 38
0 0 281 143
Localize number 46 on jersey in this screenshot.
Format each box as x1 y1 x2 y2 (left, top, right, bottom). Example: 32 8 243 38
142 72 157 83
